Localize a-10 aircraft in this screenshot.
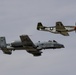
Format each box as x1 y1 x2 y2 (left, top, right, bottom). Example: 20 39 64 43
37 21 76 36
0 35 64 56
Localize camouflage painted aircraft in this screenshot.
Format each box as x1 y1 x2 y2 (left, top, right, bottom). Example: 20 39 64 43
37 21 76 36
0 35 64 56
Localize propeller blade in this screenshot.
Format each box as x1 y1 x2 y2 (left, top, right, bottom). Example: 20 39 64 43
75 22 76 26
75 22 76 33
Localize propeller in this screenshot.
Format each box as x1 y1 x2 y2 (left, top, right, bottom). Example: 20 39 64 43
75 22 76 26
75 22 76 33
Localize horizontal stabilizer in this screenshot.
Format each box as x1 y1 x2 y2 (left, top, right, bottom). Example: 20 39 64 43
2 48 12 55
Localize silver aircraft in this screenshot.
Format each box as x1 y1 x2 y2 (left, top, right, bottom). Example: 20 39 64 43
0 35 64 56
37 21 76 36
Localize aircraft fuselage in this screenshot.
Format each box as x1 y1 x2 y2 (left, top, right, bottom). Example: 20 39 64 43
40 26 75 34
10 40 64 50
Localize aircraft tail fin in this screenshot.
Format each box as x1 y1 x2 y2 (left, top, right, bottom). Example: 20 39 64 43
37 22 44 30
0 37 7 48
0 37 12 55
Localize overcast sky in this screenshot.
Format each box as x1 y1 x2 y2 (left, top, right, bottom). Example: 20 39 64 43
0 0 76 75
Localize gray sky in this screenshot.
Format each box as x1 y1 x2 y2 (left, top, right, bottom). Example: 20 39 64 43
0 0 76 75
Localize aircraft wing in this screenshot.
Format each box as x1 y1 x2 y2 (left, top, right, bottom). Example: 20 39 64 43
20 35 42 56
60 32 69 36
56 22 69 36
20 35 36 47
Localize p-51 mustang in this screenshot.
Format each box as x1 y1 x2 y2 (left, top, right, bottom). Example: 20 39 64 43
0 35 64 56
37 21 76 36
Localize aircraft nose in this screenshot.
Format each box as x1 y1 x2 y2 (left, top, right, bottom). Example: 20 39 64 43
74 26 76 30
61 44 65 48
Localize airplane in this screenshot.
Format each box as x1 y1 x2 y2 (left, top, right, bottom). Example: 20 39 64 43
37 21 76 36
0 35 64 56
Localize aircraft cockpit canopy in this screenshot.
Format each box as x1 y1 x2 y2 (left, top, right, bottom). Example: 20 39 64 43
48 40 52 42
53 40 57 43
48 40 57 43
